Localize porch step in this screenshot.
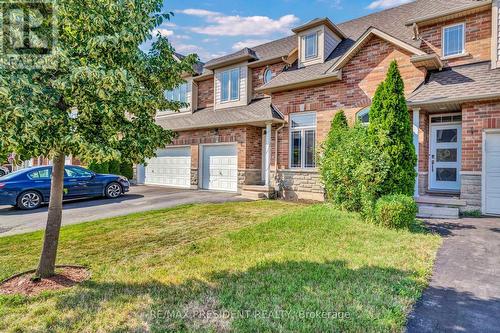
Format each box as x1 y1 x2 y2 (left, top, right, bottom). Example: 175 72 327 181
241 185 275 200
416 195 462 219
417 205 460 219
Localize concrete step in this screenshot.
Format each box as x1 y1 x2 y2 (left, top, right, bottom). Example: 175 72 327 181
417 205 460 219
416 195 466 207
240 185 275 200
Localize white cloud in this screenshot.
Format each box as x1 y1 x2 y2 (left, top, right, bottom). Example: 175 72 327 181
176 9 220 17
177 8 299 36
366 0 414 10
152 28 174 37
232 39 272 50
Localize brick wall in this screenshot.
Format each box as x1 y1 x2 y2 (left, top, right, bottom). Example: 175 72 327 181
419 9 492 67
272 36 426 169
196 78 214 109
462 100 500 172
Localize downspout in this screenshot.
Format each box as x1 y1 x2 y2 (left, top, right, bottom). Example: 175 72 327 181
274 123 285 190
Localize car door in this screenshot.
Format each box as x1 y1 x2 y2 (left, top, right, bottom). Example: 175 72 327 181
64 166 98 197
27 168 52 199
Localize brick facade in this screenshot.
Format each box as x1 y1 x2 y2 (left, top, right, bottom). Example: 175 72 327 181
419 10 492 67
141 7 500 208
196 77 214 109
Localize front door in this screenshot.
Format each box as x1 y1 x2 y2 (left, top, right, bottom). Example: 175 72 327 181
429 124 462 191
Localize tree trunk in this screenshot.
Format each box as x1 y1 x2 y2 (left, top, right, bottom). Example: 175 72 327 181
35 152 65 278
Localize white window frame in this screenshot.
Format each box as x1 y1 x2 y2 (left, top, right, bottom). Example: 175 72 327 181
220 67 240 103
263 68 273 84
289 112 317 169
357 107 370 125
304 32 318 59
442 23 466 58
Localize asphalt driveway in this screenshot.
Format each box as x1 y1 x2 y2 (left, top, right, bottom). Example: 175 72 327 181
407 217 500 333
0 185 243 237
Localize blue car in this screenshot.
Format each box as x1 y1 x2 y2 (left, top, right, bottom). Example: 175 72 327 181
0 165 130 210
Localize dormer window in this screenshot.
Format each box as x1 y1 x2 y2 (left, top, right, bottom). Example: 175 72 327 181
304 33 318 59
221 68 240 102
443 23 465 58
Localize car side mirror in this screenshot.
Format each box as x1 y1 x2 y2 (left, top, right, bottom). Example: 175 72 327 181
91 172 96 179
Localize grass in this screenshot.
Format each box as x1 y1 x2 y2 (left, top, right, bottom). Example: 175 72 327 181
0 201 441 332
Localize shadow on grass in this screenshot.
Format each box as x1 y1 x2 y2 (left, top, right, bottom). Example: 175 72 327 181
41 260 424 332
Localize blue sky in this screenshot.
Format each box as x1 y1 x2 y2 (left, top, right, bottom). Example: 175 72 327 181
152 0 413 61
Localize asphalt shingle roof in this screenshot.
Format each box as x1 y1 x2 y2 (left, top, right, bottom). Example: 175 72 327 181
256 0 490 91
156 98 284 131
408 62 500 104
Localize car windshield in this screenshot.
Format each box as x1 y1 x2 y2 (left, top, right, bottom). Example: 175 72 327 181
0 168 28 181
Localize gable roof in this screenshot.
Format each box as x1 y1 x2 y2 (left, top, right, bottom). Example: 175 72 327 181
256 0 490 93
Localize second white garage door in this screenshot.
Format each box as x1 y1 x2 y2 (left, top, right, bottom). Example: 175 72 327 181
145 147 191 188
484 132 500 215
202 144 238 192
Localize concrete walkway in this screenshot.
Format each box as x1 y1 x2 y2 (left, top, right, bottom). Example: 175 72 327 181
407 217 500 333
0 186 244 237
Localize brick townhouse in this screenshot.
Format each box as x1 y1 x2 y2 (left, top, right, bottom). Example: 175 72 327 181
136 0 500 217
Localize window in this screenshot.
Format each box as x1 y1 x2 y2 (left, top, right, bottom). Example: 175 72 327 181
263 68 273 84
164 82 190 104
357 107 370 124
28 168 52 180
304 33 318 59
220 68 240 102
290 113 316 168
443 23 465 57
65 166 93 178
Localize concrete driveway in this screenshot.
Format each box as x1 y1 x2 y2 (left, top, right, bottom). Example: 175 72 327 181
407 217 500 333
0 185 243 237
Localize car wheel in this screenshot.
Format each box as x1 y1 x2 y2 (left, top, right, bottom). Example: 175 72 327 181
0 169 5 177
17 191 42 210
105 182 122 199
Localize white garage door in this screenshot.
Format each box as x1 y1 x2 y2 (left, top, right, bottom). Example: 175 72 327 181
202 144 238 192
485 133 500 215
145 147 191 188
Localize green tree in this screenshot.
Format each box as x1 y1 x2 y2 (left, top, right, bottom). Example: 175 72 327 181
0 1 197 278
367 60 416 197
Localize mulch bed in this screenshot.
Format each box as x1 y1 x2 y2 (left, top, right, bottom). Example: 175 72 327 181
0 266 90 296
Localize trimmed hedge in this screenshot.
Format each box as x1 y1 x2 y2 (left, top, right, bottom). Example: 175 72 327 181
374 195 417 229
88 160 133 179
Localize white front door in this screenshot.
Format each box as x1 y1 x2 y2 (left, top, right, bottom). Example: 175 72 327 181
145 147 191 188
484 132 500 215
202 144 238 192
430 124 462 191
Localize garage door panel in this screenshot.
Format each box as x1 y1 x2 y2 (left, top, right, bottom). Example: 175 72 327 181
202 145 238 192
485 133 500 215
145 147 191 188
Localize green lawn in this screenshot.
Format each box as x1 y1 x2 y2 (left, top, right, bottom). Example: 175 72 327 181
0 201 441 332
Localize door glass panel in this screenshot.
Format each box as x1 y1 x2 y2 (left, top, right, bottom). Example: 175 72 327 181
291 131 302 168
436 149 458 162
436 168 457 182
304 130 316 168
437 129 457 143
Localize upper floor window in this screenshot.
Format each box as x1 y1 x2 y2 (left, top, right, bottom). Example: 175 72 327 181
443 23 465 58
304 33 318 59
165 82 189 104
357 107 370 124
221 68 240 102
263 68 273 84
290 113 316 169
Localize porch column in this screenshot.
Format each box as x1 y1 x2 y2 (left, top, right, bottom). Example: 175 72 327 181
413 108 420 197
265 123 272 186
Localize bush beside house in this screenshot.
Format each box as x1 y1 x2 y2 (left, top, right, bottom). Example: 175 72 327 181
88 160 133 179
320 61 417 228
